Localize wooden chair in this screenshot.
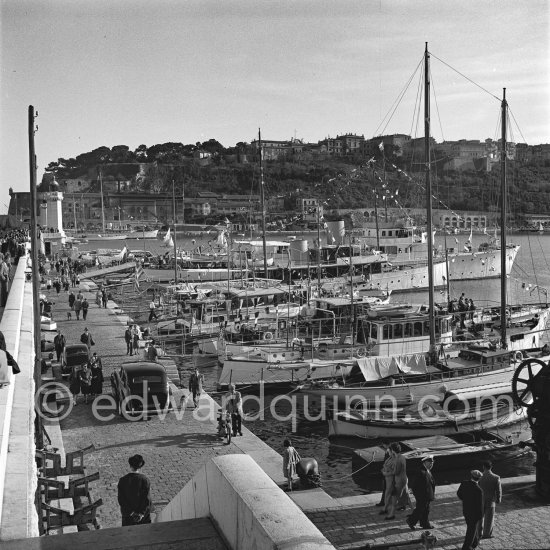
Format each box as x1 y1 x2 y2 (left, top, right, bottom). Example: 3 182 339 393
41 498 103 533
38 472 100 502
36 444 94 477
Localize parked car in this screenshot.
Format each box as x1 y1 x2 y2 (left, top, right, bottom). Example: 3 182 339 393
111 361 171 417
62 344 90 376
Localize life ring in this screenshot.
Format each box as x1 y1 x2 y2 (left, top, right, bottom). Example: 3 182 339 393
514 351 523 362
356 347 365 357
263 332 273 341
234 322 241 332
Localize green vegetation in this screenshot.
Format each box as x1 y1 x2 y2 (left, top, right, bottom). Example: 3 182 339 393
46 142 550 215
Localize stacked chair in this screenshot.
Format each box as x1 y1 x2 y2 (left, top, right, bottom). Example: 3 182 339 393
36 444 103 535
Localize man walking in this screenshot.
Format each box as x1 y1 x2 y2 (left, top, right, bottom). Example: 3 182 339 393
188 367 204 408
80 327 95 351
225 383 244 437
74 295 82 320
148 299 158 322
124 326 133 355
479 460 502 540
457 470 484 550
117 454 152 526
82 297 89 320
407 455 435 530
53 329 66 364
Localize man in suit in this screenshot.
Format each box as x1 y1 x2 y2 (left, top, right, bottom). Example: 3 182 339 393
407 455 436 530
457 469 484 550
117 454 152 526
478 460 502 539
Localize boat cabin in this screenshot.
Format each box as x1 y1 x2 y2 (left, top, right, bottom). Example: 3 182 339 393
356 310 453 356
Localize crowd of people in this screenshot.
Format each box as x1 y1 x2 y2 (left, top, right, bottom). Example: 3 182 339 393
448 292 476 328
0 228 29 308
373 440 503 550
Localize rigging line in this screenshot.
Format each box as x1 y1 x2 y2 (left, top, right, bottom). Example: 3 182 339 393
430 53 501 102
429 66 446 143
374 56 424 137
508 107 529 144
410 66 424 138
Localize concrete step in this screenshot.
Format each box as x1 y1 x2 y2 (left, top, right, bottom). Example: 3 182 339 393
4 518 226 549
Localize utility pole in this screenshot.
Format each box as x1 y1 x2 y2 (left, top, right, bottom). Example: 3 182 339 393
28 105 43 448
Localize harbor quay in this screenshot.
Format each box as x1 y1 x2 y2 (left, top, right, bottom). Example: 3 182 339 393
39 277 246 526
0 253 547 548
300 476 550 549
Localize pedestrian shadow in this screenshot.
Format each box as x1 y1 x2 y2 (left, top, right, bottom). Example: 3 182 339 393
97 432 225 451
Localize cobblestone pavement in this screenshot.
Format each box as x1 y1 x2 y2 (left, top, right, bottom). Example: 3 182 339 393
42 280 242 529
306 478 550 549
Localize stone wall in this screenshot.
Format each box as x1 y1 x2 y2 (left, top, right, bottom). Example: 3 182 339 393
157 454 334 550
0 257 39 540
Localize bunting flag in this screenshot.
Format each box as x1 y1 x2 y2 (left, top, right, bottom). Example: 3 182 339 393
134 262 145 291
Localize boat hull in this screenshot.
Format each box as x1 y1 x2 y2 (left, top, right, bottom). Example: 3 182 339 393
329 404 526 439
302 365 518 406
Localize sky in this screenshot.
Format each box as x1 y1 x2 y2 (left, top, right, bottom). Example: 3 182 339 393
1 0 549 211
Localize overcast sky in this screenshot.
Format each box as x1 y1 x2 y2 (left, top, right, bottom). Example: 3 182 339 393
1 0 548 209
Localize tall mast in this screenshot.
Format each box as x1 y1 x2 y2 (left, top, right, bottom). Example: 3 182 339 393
99 167 105 233
500 88 508 347
258 129 268 277
372 164 380 250
172 178 178 285
424 43 436 354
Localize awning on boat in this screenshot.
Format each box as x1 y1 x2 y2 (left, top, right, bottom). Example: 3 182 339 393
356 353 427 381
444 382 512 401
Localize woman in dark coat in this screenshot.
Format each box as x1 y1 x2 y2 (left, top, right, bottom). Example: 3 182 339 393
89 354 104 396
78 363 92 404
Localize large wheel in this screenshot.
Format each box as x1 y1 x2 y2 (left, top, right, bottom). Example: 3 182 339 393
512 358 547 406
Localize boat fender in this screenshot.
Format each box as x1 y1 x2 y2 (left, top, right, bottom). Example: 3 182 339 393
514 351 523 362
263 332 273 341
356 347 365 357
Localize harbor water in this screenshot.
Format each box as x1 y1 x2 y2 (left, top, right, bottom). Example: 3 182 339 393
73 230 549 497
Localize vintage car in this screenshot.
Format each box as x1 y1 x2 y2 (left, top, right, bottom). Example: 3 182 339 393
62 344 90 376
111 361 171 417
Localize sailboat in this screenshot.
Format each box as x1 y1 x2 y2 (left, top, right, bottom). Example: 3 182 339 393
162 227 174 248
303 44 550 417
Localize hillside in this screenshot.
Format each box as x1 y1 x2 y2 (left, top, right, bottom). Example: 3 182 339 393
46 142 550 215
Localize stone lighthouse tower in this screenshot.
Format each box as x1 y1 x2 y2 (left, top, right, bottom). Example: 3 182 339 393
37 173 66 240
